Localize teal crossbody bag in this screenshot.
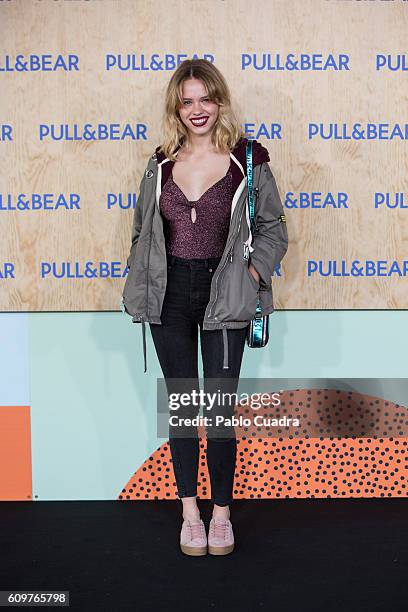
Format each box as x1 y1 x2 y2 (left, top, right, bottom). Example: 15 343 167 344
244 139 270 348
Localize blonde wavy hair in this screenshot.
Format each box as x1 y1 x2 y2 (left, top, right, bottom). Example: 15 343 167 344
158 59 245 161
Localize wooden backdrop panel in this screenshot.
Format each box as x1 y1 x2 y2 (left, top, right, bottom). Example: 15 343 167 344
1 0 407 311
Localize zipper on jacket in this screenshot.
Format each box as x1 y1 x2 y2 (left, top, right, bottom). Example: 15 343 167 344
207 198 248 319
207 179 260 320
207 202 246 318
208 248 233 319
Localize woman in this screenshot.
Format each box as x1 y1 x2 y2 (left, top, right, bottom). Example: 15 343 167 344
122 59 288 556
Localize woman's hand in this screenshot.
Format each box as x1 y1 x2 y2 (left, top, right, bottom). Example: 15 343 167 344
248 262 260 283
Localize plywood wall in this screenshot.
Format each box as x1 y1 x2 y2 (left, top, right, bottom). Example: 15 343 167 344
1 0 407 311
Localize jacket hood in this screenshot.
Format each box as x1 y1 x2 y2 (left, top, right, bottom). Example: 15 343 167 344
155 136 269 166
155 136 270 192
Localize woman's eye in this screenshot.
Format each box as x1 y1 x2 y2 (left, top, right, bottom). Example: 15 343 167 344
182 99 210 105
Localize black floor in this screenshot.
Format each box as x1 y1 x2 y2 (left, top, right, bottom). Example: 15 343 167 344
1 499 407 611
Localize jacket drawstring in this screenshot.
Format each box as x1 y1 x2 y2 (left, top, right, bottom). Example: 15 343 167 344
222 326 229 369
142 320 147 373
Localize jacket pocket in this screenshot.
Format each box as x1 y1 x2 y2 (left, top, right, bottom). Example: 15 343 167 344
245 262 260 290
122 256 148 317
211 259 260 323
127 231 150 272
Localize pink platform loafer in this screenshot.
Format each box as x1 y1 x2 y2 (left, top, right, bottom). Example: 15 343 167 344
180 519 207 556
208 517 235 555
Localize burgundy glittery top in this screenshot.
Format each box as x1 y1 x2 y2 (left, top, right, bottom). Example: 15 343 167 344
159 161 233 258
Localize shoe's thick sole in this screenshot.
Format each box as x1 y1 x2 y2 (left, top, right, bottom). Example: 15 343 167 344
180 543 207 556
208 543 234 555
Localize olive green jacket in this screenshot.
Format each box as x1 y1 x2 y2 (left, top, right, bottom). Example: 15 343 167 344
121 137 288 372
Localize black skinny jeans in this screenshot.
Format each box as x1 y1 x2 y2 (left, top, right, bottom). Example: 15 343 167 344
149 253 248 507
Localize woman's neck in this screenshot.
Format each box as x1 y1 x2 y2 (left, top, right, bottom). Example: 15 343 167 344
181 132 216 155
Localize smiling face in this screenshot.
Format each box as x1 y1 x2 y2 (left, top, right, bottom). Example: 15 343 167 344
177 77 220 139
